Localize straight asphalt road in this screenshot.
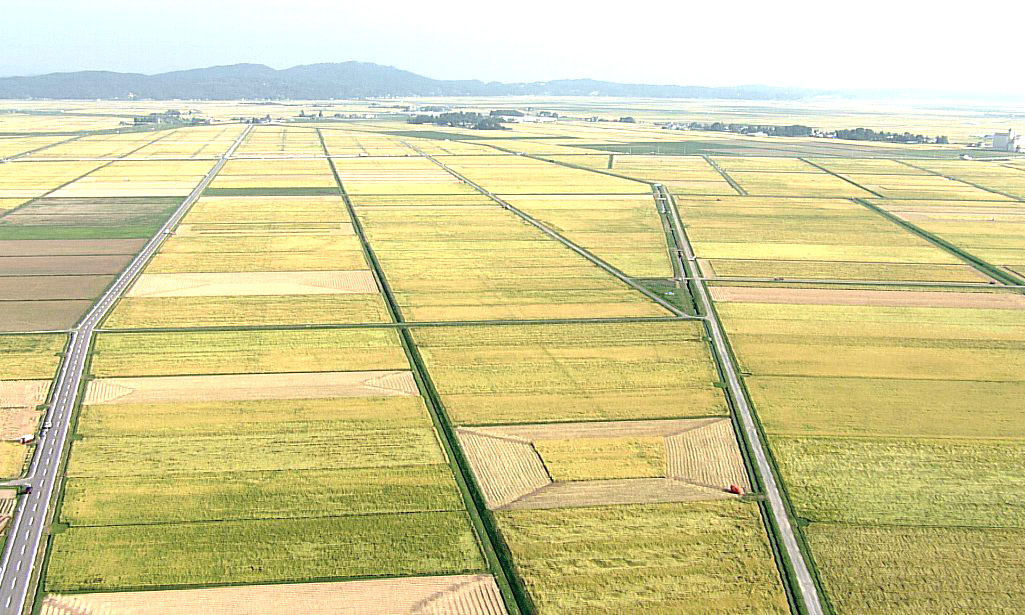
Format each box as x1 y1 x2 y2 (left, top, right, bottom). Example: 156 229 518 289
0 124 251 614
655 184 825 615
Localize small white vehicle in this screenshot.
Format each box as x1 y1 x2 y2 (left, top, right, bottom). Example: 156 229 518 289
43 420 52 430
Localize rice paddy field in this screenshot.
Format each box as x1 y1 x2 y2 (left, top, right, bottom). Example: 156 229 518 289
677 195 986 283
497 501 789 615
356 205 670 320
47 323 487 593
873 199 1025 281
2 103 1019 615
713 287 1025 614
105 165 387 327
498 194 674 278
411 322 726 424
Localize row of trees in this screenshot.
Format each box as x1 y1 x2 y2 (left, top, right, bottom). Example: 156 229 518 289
687 122 815 137
833 128 948 144
667 121 949 143
408 112 507 130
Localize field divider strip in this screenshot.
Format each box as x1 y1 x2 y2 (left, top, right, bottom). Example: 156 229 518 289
658 184 825 615
798 158 885 198
318 129 529 615
1 135 86 162
895 159 1025 202
404 142 686 317
475 141 658 185
850 198 1024 287
701 155 747 195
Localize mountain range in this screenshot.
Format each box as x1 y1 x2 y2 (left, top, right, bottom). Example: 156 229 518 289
0 62 826 100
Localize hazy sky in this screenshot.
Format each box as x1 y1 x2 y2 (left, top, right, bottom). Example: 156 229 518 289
3 0 1024 96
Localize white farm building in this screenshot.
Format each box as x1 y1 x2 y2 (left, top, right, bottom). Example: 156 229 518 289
993 129 1024 152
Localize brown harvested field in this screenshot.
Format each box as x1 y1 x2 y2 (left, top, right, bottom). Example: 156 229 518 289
666 419 750 491
0 255 133 276
709 285 1025 309
459 418 747 510
0 490 15 516
0 239 145 256
3 197 178 226
456 429 551 508
84 371 419 405
0 407 42 440
501 478 728 510
0 300 91 331
0 379 48 407
0 380 48 438
41 574 508 615
127 270 378 297
0 380 49 408
0 275 111 300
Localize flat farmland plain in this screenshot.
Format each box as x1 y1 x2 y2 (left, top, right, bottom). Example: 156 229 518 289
357 205 670 320
441 155 651 194
497 501 789 615
0 139 220 330
15 111 1021 615
608 155 738 195
413 320 789 612
714 286 1025 613
90 328 409 376
498 194 674 278
412 322 726 424
47 325 487 593
875 200 1025 279
679 195 983 283
206 158 337 195
107 189 388 327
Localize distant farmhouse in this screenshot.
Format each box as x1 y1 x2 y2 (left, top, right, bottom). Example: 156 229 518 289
993 129 1024 152
490 110 557 123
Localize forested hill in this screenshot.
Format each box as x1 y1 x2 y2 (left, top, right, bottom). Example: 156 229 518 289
0 62 823 100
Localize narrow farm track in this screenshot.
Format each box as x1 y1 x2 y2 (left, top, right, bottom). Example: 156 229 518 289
0 124 253 615
701 155 747 195
0 135 84 162
655 184 826 615
318 130 527 615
